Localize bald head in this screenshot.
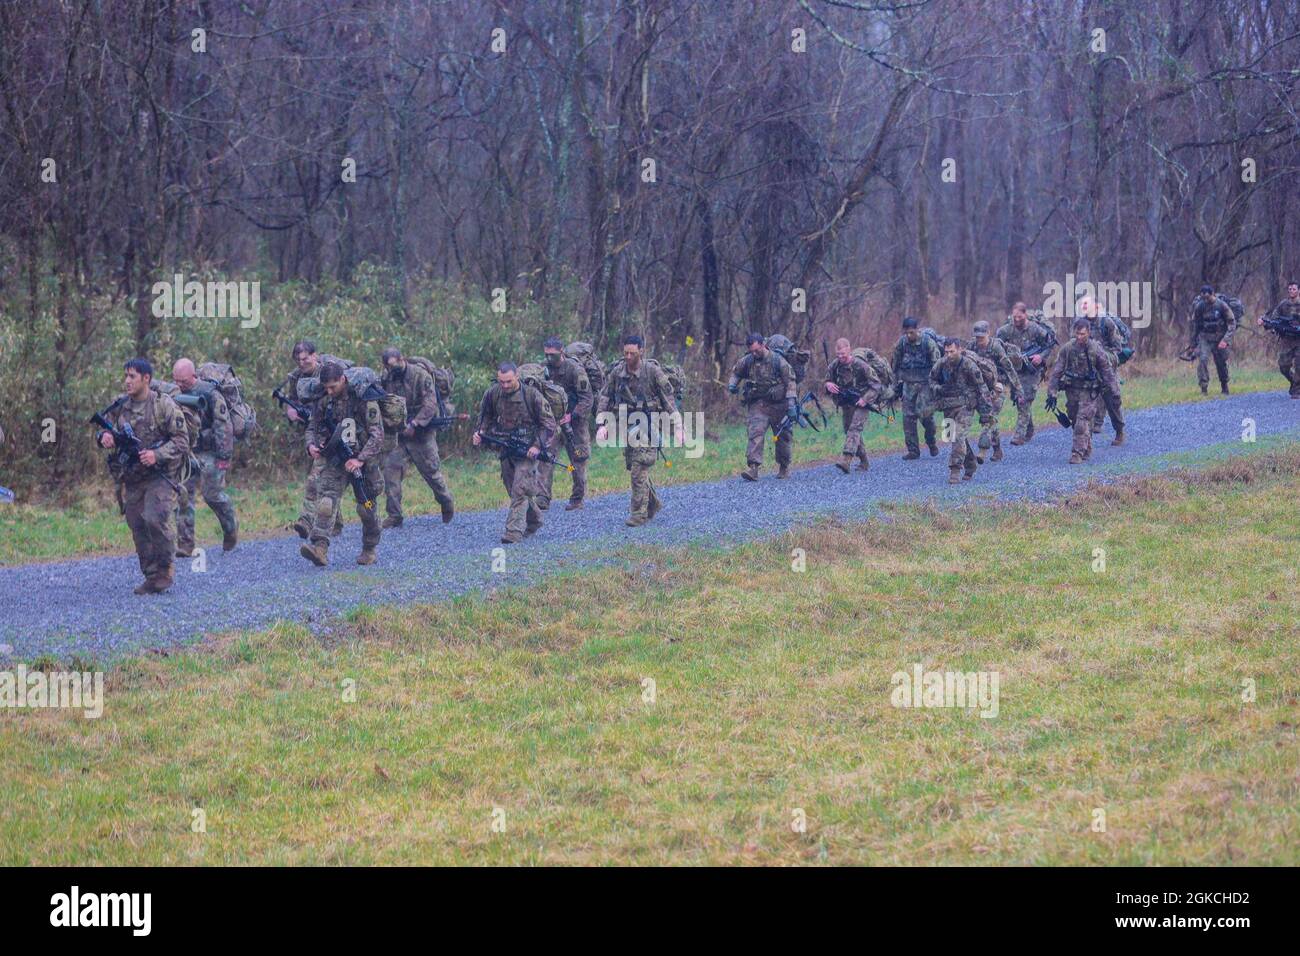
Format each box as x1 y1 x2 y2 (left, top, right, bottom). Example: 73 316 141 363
173 358 197 389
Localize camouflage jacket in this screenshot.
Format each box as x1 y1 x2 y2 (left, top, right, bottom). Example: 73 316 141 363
727 349 796 404
1188 295 1237 345
477 382 557 450
996 319 1058 373
928 354 992 414
599 359 678 416
306 390 385 463
892 334 942 382
545 355 594 418
282 354 351 409
98 390 191 484
824 356 882 398
1086 314 1125 356
967 337 1023 402
1267 296 1300 338
381 361 440 431
1047 339 1120 394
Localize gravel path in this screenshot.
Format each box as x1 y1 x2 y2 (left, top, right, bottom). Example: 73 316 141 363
3 390 1297 663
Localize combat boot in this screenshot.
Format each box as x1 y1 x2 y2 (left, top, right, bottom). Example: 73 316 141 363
836 454 853 474
740 464 759 481
300 541 329 567
963 462 978 481
927 440 940 457
441 502 455 523
902 450 921 461
292 519 311 540
776 464 790 479
133 576 171 595
948 467 962 485
625 515 648 527
500 532 523 544
1111 429 1125 446
1200 384 1208 395
175 545 194 558
382 516 403 529
1069 452 1083 464
564 500 583 511
523 521 541 538
856 457 870 473
991 442 1004 462
1220 383 1230 395
646 494 662 520
356 549 376 566
1010 436 1026 446
222 530 238 552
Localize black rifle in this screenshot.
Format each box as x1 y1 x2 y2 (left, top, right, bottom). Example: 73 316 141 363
1261 315 1300 337
90 404 163 472
322 419 374 511
479 429 572 470
772 390 828 441
409 412 469 433
272 387 311 424
1044 394 1073 428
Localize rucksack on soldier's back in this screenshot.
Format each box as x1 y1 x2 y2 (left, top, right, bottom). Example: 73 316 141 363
646 358 687 405
340 366 407 435
766 334 810 384
195 362 256 440
963 349 999 393
404 355 456 417
563 342 606 397
518 362 570 424
1216 293 1246 322
851 346 893 392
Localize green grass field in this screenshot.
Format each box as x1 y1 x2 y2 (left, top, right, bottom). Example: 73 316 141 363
2 444 1297 865
0 362 1286 565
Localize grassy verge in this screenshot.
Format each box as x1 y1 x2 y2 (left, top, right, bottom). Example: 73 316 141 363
2 445 1297 864
0 362 1284 565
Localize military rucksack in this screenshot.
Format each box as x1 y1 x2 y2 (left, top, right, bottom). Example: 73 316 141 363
646 358 687 405
766 334 810 384
963 349 999 393
151 381 202 449
405 355 456 417
563 342 606 397
1215 293 1245 322
342 366 407 434
851 346 894 391
518 362 570 423
195 362 256 440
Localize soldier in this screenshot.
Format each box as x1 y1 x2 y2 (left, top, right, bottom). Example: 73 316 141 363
543 338 594 510
1187 283 1237 395
1075 297 1127 444
967 321 1022 463
473 362 556 544
823 337 882 474
1045 319 1122 464
300 362 385 567
727 333 797 481
378 348 455 529
172 358 238 554
596 335 680 526
890 316 942 460
996 302 1057 444
95 359 191 594
282 340 347 540
928 338 993 484
1257 281 1300 398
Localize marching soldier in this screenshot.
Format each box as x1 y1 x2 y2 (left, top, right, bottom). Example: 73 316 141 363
1187 283 1237 395
282 340 348 540
542 338 594 510
928 338 993 484
300 362 385 567
1075 297 1127 444
94 359 190 594
596 335 680 526
379 347 455 528
1045 319 1122 464
172 358 238 554
967 321 1022 463
823 337 882 474
891 317 942 459
473 362 556 544
1257 280 1300 397
727 333 797 481
996 302 1057 444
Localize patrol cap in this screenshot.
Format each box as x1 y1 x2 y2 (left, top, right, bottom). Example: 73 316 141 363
972 320 990 335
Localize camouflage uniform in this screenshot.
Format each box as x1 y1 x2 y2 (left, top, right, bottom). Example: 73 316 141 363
1187 294 1237 392
891 334 942 457
1265 296 1300 396
824 355 882 468
175 382 237 553
967 336 1023 458
304 387 386 558
545 354 593 506
996 318 1058 442
1047 339 1121 462
728 349 797 474
380 361 454 524
476 382 557 541
928 353 992 480
1085 314 1126 438
96 390 190 589
283 356 349 537
598 359 677 524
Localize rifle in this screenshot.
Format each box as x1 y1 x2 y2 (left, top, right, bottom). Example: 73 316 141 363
1260 315 1300 337
772 390 828 441
90 404 163 473
410 412 469 433
479 429 573 470
1043 394 1073 429
272 387 311 424
322 419 375 511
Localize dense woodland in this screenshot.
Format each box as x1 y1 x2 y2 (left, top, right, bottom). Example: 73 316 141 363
2 0 1299 495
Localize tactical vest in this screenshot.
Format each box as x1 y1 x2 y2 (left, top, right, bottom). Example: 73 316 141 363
1193 297 1231 337
896 336 935 378
1058 343 1102 390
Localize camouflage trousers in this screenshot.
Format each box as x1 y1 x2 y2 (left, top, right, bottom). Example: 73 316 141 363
500 455 543 537
561 413 591 504
312 457 383 550
977 390 1007 451
625 445 661 521
899 380 937 455
178 451 237 551
1280 340 1300 394
299 454 343 534
1194 334 1230 389
1065 387 1103 458
746 400 791 468
1014 367 1044 440
382 430 454 520
938 405 976 472
840 404 873 461
124 474 178 584
1092 351 1125 434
